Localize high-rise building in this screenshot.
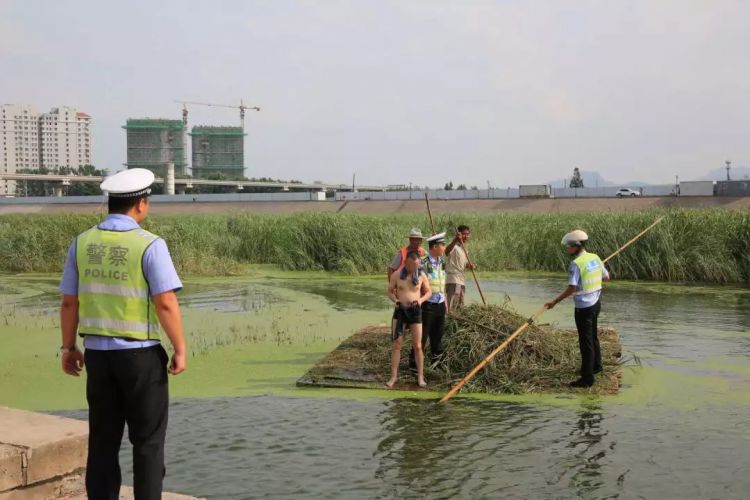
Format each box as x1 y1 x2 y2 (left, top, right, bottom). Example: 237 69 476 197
0 104 94 196
1 104 40 195
39 107 93 169
123 119 187 176
190 126 245 179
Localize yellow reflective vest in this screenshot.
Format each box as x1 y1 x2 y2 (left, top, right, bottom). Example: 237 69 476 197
572 251 604 295
421 255 446 297
76 226 161 340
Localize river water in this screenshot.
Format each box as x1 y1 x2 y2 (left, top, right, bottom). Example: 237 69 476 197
45 274 749 499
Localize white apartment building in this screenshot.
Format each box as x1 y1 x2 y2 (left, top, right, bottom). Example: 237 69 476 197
39 107 92 170
0 104 40 195
0 104 93 196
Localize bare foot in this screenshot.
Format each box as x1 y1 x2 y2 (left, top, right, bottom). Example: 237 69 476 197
385 377 398 388
418 379 427 388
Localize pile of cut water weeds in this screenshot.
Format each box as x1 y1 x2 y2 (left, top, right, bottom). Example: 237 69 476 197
440 303 622 395
297 302 622 395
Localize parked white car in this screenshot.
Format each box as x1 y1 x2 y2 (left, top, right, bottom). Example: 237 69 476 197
615 188 641 198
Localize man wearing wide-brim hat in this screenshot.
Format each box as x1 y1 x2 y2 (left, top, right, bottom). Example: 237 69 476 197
59 168 187 499
387 227 426 280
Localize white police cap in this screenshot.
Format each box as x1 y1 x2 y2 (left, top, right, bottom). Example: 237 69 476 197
427 232 446 244
100 168 155 198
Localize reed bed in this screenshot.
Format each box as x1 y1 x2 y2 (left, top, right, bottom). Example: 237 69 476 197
1 209 749 283
440 304 621 394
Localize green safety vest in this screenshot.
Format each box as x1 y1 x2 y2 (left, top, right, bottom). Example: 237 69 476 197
75 226 161 341
573 251 604 295
421 255 445 295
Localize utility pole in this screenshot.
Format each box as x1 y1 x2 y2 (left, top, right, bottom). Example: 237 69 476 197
726 160 732 181
352 172 356 192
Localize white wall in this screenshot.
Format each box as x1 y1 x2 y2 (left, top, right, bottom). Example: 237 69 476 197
552 185 674 197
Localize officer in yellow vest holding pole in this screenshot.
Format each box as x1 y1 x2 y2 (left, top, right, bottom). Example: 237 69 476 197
545 230 609 388
59 168 186 499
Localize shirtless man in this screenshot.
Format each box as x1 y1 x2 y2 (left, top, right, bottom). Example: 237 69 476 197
386 250 432 388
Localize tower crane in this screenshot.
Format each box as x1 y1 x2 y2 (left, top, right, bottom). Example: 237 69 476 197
173 99 260 130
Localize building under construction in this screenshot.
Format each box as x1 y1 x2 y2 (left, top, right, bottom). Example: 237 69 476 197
123 119 187 176
190 126 245 179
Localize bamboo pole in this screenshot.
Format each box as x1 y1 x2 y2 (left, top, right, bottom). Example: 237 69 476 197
438 216 665 403
458 237 487 305
424 193 436 235
601 216 664 265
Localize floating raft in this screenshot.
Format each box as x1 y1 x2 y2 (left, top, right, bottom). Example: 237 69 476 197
297 305 623 395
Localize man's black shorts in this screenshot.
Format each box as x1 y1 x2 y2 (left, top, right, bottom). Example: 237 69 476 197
392 304 422 340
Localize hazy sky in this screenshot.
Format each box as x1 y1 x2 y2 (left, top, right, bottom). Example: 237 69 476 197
2 1 748 187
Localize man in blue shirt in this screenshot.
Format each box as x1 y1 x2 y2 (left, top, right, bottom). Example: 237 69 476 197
545 230 610 388
59 168 186 500
409 233 448 371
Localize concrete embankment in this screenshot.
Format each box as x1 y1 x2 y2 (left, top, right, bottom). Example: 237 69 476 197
1 196 749 215
0 407 197 500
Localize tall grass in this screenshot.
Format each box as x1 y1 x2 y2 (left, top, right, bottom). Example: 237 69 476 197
1 209 749 283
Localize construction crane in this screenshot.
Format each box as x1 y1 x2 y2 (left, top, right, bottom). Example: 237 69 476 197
174 99 261 130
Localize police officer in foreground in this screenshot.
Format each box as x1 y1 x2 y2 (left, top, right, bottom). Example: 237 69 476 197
544 230 609 388
59 168 186 499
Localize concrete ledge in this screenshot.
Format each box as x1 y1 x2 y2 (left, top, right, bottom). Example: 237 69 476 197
0 473 199 500
0 446 23 493
0 407 87 492
0 474 84 500
0 407 199 499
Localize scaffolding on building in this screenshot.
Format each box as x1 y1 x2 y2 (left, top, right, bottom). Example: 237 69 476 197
122 119 187 176
190 126 246 179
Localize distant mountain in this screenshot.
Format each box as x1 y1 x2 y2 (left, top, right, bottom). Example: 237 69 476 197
547 170 650 188
698 166 750 181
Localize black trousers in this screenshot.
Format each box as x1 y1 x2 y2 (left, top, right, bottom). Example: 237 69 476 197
84 345 169 500
574 300 602 384
409 301 447 368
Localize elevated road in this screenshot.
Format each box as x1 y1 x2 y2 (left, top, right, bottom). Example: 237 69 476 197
0 173 385 192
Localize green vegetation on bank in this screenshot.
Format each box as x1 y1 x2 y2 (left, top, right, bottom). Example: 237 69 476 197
1 209 749 283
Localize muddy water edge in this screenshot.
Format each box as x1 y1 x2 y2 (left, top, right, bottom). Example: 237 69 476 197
0 270 748 499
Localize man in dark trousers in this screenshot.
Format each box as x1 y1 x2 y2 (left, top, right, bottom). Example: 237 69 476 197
409 233 447 371
545 229 609 388
59 168 187 500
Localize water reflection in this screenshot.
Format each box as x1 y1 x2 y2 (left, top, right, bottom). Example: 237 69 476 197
180 284 279 313
565 401 608 497
269 278 390 312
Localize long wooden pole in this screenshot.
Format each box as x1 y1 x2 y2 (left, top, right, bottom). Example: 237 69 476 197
438 216 665 403
424 193 436 234
458 237 487 305
601 216 664 265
